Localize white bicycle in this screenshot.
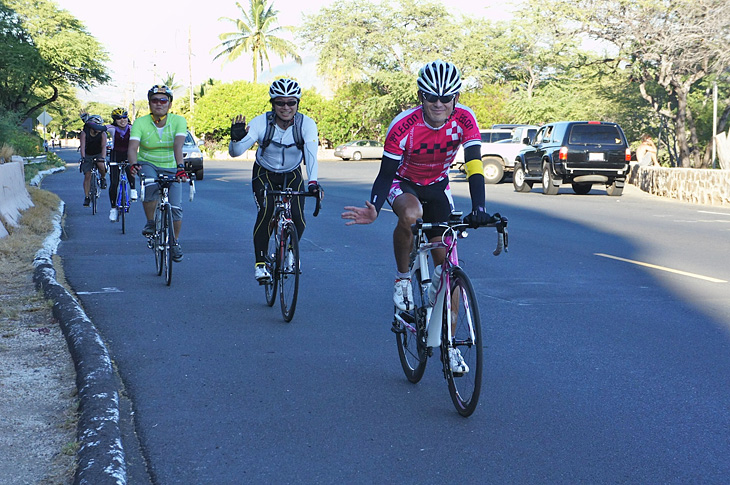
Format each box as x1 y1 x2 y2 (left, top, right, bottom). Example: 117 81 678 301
392 211 508 417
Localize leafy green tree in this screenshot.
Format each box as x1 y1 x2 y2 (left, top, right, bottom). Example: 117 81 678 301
192 80 270 143
300 0 455 91
213 0 302 83
2 0 109 119
541 0 730 167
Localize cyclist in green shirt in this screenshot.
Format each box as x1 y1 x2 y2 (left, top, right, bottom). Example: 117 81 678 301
128 85 188 262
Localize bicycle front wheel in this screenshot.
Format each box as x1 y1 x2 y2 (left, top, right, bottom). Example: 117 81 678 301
264 229 278 307
395 269 428 383
119 180 128 234
90 175 98 215
164 205 173 286
442 267 483 417
154 208 164 276
279 224 300 322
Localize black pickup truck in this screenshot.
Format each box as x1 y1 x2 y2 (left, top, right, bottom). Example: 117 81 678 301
513 121 631 196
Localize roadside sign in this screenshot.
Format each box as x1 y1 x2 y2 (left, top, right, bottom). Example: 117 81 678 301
37 110 52 126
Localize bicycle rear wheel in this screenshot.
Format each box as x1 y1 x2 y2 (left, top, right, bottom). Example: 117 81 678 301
442 267 482 417
395 269 428 383
90 175 98 215
279 224 299 322
264 229 278 307
164 205 173 286
154 208 164 276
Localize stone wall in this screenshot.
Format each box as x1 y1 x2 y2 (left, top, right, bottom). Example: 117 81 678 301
628 164 730 207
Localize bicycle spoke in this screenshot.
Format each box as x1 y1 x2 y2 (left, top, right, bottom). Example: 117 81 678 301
154 208 163 276
279 224 299 322
164 206 173 286
264 229 278 307
395 269 428 383
442 267 482 417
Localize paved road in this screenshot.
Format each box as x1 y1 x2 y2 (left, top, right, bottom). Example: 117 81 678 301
44 150 730 483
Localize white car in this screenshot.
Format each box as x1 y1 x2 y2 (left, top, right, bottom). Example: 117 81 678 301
334 140 384 160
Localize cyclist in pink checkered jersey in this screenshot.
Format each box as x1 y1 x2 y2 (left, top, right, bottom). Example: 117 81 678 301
342 60 490 313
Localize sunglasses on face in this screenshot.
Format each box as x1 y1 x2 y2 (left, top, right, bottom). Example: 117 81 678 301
273 100 298 107
422 92 456 104
113 115 128 119
150 97 169 105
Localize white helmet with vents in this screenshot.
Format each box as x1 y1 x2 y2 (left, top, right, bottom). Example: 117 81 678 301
269 78 302 99
417 60 462 97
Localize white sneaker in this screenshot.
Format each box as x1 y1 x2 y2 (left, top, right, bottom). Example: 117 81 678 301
449 347 469 374
130 189 138 201
109 208 118 222
255 265 271 282
393 278 414 311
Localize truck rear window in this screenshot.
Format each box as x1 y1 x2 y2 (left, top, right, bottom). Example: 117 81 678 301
568 125 623 145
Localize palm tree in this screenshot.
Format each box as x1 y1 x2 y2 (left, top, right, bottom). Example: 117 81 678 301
162 73 183 93
213 0 302 83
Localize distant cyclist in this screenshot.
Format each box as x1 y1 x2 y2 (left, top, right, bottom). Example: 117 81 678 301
106 107 137 221
228 78 322 283
342 60 490 372
79 114 108 207
81 108 138 221
127 85 188 262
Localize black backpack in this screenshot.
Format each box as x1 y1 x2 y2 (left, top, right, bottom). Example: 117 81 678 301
260 111 306 164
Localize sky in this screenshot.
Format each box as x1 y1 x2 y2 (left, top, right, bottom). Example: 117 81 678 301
54 0 520 106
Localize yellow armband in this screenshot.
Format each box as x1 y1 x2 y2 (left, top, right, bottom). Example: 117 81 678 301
464 159 483 179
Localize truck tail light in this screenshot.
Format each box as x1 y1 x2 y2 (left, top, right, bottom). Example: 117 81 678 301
625 148 631 162
559 146 568 161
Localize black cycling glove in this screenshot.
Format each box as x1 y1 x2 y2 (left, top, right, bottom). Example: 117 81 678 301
231 121 247 142
463 208 490 228
308 181 322 195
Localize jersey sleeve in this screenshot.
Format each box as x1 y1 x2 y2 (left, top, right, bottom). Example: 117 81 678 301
302 115 319 182
382 109 418 160
129 119 142 141
456 105 481 150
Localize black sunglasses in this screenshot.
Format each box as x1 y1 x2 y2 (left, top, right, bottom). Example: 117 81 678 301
150 97 169 105
273 100 298 107
421 92 456 104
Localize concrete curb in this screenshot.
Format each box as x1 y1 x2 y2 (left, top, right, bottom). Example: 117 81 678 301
32 198 126 484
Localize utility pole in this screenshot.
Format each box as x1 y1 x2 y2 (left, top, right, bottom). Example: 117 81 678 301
188 25 195 137
131 60 136 121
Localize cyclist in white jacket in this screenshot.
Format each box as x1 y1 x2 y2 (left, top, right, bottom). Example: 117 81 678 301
229 78 322 283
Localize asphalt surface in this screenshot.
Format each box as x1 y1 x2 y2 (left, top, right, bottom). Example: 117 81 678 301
39 149 730 484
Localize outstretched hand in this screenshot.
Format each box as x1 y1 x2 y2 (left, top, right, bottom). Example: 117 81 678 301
341 201 377 226
230 115 248 142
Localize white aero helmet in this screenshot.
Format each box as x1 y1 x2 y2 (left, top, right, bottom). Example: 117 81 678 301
269 78 302 99
417 60 462 97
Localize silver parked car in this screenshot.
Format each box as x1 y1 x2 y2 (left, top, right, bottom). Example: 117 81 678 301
334 140 384 160
182 131 204 180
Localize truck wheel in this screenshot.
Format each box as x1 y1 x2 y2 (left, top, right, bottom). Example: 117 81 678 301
571 182 591 195
606 181 623 196
542 164 559 195
482 157 504 184
513 165 532 193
